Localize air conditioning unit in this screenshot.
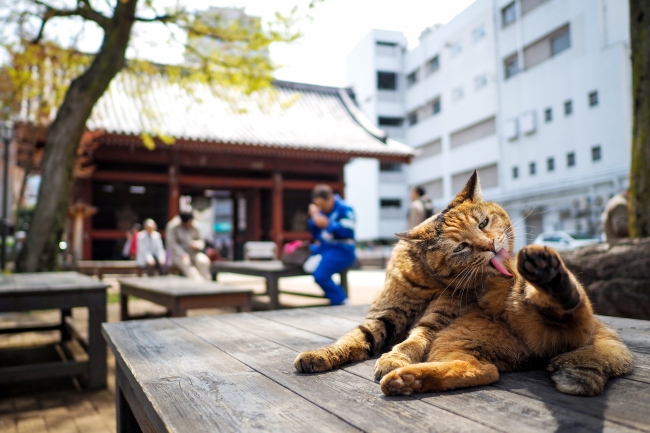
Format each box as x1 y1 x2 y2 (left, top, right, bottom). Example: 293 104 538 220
520 110 536 135
504 118 519 141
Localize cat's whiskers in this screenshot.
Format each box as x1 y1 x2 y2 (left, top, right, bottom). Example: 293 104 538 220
432 266 473 308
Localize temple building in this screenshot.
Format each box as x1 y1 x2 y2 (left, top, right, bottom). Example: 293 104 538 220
68 77 412 260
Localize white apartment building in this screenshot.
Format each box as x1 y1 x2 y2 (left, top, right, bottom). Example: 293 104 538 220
346 0 631 249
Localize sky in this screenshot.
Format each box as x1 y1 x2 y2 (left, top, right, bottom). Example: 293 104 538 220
28 0 476 87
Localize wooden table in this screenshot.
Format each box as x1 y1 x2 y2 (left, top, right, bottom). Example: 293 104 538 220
118 276 253 320
211 260 348 309
0 272 108 389
103 304 650 433
76 260 142 280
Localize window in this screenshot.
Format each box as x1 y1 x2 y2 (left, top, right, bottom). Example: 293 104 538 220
407 69 419 88
375 41 398 57
521 0 550 15
472 25 486 43
589 91 599 107
512 166 519 179
502 2 517 27
430 97 441 115
529 162 536 175
522 24 570 71
474 74 488 90
451 87 463 102
504 54 520 79
426 55 440 75
544 108 552 122
547 157 555 171
592 145 602 161
377 71 397 90
380 199 401 207
380 162 402 172
567 152 576 167
452 164 499 193
378 117 403 126
408 111 418 126
564 100 573 115
415 138 442 160
450 117 497 148
551 27 571 56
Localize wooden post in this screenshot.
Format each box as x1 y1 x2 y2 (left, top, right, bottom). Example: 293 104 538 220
272 172 283 252
168 163 179 220
251 189 262 242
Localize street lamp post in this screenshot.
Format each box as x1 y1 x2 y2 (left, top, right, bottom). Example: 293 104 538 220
1 121 14 271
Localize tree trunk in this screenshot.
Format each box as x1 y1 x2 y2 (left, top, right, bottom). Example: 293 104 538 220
16 0 138 272
629 0 650 237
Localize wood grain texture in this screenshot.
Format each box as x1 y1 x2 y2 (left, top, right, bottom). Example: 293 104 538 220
249 308 649 432
103 318 356 433
174 314 495 433
104 305 650 433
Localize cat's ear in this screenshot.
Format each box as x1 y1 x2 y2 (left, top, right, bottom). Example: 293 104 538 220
447 170 483 208
395 229 423 243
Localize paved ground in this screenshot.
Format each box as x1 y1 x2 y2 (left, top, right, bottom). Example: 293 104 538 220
0 270 386 433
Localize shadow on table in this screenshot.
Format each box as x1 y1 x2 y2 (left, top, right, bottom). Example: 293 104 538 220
492 370 607 433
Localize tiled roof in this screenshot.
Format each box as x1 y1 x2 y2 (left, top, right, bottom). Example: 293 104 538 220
87 75 414 161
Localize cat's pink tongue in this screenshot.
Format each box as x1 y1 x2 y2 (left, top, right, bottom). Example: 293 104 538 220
490 249 513 277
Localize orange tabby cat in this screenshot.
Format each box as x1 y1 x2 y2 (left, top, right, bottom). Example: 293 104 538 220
295 172 633 396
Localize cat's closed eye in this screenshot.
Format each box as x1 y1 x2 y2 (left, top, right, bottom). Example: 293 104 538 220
479 218 489 230
454 242 468 252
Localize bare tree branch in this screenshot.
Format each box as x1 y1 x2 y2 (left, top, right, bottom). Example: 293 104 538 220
134 13 180 23
27 0 111 31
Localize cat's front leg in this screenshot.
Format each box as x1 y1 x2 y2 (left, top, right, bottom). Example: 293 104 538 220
374 301 459 380
516 245 582 311
374 327 430 380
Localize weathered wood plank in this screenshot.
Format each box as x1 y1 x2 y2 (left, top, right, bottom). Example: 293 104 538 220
251 308 361 340
103 319 356 433
249 309 648 432
174 314 498 433
490 369 650 432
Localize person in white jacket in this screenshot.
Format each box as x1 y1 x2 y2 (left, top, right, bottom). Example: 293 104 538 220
136 219 166 275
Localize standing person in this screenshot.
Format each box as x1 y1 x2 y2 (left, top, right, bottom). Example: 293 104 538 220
408 186 435 229
602 190 629 241
136 219 166 275
168 212 211 280
308 185 356 306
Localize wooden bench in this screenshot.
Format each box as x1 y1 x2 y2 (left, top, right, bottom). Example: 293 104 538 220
0 272 108 389
118 276 253 320
211 260 348 309
76 260 143 280
103 304 650 433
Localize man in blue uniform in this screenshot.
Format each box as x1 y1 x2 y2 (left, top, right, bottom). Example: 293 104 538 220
308 185 356 305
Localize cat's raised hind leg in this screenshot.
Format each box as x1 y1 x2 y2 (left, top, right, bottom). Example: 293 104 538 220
517 245 582 311
548 321 634 396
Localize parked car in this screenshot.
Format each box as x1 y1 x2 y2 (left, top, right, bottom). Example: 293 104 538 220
532 231 601 251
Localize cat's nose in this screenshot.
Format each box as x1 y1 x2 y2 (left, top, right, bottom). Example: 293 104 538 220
481 240 495 252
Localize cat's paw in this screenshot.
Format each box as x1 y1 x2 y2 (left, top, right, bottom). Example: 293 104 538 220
550 366 606 396
517 245 562 286
380 369 424 396
517 245 580 309
374 353 411 381
294 349 334 373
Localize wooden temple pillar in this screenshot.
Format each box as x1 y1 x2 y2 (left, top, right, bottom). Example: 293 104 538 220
271 172 283 253
168 163 179 221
